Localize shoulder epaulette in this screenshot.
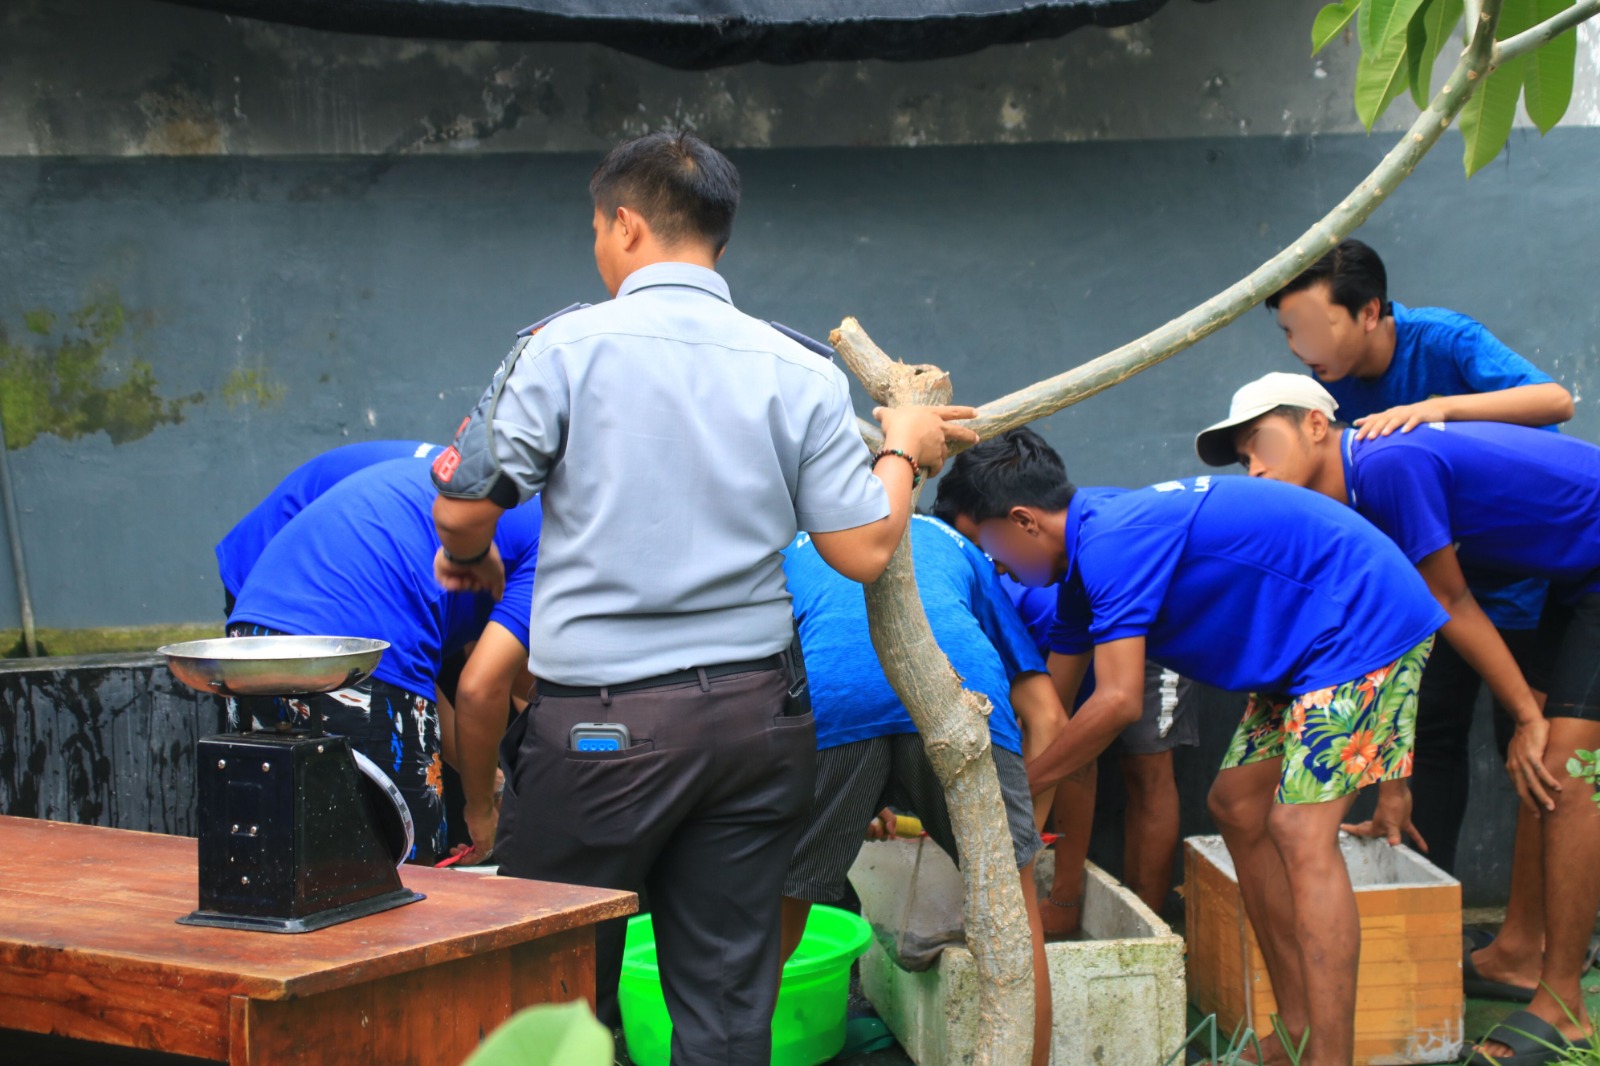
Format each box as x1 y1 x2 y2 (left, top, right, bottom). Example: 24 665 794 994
515 302 591 338
767 321 835 361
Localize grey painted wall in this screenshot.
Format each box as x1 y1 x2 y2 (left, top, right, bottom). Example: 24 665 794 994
3 130 1598 629
7 0 1600 158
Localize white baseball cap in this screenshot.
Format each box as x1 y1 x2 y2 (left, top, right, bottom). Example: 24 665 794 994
1195 373 1339 467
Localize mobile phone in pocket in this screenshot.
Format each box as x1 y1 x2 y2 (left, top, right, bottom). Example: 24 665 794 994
569 722 633 752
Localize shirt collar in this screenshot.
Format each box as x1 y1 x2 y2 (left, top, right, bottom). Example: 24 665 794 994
616 262 732 304
1341 428 1359 508
1060 490 1088 587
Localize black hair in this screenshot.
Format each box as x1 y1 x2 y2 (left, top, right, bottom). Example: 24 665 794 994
932 427 1076 525
1265 238 1391 319
590 131 741 254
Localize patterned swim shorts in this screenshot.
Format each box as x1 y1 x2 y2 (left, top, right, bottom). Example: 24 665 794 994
1220 638 1434 805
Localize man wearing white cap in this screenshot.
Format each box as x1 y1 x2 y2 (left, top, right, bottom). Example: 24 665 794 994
936 427 1446 1066
1202 376 1600 1064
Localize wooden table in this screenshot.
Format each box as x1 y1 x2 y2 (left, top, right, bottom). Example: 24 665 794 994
0 817 636 1065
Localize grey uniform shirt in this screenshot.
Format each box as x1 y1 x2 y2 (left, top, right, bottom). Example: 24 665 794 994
453 262 889 686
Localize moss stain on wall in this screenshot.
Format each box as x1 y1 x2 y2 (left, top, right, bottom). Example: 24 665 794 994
221 366 286 409
0 295 205 449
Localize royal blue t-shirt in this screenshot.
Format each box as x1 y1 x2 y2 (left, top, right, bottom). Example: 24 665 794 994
1045 477 1446 696
216 441 440 596
1004 574 1100 710
1343 423 1600 602
1322 303 1554 421
1002 575 1056 654
230 458 541 696
784 515 1047 755
1319 301 1556 629
490 508 542 650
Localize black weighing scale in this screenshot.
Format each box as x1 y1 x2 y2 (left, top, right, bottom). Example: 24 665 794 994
159 636 426 933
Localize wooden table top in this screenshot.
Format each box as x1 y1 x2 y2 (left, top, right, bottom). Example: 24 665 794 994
0 816 636 1001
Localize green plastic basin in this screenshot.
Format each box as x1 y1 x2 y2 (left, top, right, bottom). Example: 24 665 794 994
618 905 873 1066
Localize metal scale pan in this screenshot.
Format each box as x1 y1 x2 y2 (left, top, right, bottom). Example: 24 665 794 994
159 636 426 933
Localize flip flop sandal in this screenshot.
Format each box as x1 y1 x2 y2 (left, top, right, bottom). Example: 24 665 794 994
1463 935 1536 1003
838 1016 895 1057
1465 1009 1596 1065
1464 927 1497 952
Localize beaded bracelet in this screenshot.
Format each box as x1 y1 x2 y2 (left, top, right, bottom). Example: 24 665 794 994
874 447 923 488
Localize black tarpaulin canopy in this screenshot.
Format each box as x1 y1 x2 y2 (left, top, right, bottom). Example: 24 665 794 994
167 0 1218 69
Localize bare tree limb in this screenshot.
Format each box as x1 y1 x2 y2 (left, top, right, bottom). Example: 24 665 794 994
832 326 1036 1066
1495 0 1600 63
956 0 1508 442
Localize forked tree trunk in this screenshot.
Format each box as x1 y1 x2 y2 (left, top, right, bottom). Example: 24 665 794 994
831 324 1036 1066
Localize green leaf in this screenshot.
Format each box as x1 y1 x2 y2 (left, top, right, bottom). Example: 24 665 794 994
1364 0 1430 51
1572 758 1588 777
1409 0 1465 107
464 1002 613 1066
1459 0 1537 176
1314 0 1363 54
1354 19 1416 129
1523 0 1578 133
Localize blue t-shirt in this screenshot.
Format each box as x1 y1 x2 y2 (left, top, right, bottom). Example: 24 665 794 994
216 441 440 596
1320 301 1556 628
1003 574 1097 709
1343 423 1600 602
1002 575 1056 654
1046 478 1446 696
490 512 541 650
1322 302 1554 421
784 515 1047 755
230 458 541 696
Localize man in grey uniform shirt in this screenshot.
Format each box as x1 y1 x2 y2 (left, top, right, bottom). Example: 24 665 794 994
431 132 975 1064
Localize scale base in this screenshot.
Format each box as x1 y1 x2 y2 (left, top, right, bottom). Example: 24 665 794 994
179 887 425 934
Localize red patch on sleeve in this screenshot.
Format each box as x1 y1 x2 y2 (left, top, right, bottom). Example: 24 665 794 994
432 446 462 484
454 416 471 440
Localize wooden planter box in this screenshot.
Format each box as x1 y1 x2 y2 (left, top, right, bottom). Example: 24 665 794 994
1184 834 1463 1065
850 842 1186 1066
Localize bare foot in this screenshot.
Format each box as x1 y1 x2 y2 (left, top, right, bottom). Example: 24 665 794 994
1195 1028 1297 1065
1474 994 1594 1060
1471 941 1542 992
1039 893 1081 940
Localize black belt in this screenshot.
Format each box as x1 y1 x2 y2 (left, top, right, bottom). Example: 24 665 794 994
537 654 786 699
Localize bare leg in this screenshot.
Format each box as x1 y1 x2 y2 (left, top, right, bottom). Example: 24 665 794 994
1266 793 1362 1066
1208 760 1306 1064
1020 859 1053 1066
1477 718 1600 1058
1120 750 1180 915
1469 802 1546 989
779 896 811 966
1045 761 1096 938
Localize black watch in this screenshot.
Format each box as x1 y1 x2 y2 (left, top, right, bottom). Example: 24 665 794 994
442 543 492 566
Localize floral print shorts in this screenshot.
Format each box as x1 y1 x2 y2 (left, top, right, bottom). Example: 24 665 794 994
1221 638 1433 805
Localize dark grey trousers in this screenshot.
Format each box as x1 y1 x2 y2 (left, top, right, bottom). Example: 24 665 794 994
495 666 815 1066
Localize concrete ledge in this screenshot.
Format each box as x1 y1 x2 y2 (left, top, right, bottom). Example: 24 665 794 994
0 653 222 834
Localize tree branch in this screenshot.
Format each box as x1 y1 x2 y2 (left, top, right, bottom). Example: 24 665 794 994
1494 0 1600 64
952 0 1508 442
856 415 884 450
